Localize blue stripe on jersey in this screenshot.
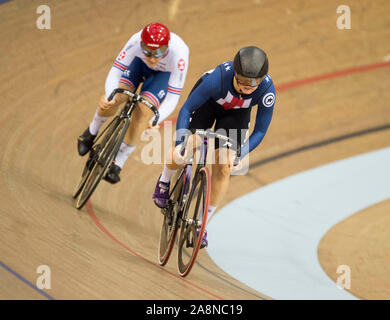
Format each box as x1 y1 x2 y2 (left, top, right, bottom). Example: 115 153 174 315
115 60 127 68
168 85 182 90
167 90 181 95
113 64 125 72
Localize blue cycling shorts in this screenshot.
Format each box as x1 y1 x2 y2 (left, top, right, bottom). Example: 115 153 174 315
119 57 170 108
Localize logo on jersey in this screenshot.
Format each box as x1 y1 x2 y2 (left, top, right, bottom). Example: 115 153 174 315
216 91 252 110
118 51 126 61
262 92 275 107
177 58 185 71
124 70 131 78
158 90 166 99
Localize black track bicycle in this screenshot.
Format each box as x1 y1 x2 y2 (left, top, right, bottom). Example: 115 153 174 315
73 88 159 210
157 129 239 277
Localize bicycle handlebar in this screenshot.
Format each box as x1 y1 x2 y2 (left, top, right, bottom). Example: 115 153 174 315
180 129 241 166
107 88 160 127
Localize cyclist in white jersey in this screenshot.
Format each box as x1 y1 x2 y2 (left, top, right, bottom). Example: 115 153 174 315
77 22 189 183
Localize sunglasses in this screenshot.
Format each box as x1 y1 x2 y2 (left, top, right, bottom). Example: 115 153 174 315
141 42 168 58
234 74 263 87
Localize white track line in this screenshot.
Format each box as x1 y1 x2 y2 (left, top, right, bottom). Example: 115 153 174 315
207 147 390 299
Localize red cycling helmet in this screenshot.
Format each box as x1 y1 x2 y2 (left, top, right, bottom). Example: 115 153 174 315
141 23 170 58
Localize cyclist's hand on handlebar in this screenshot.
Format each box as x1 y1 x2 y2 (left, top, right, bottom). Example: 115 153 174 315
148 119 160 130
99 94 117 110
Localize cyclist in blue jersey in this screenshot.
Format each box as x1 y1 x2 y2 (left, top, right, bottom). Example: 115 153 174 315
152 46 276 248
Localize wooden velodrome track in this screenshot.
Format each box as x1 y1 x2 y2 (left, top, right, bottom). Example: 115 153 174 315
1 0 389 300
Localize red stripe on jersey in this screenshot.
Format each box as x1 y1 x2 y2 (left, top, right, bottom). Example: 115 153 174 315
114 62 126 70
141 91 159 107
168 87 181 94
120 78 135 89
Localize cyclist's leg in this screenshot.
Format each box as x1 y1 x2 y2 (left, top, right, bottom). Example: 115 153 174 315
211 147 232 205
209 107 251 216
77 101 120 156
153 98 217 208
78 58 141 157
101 60 145 183
122 97 155 146
153 133 202 208
107 59 169 180
109 72 169 183
180 101 220 248
123 70 170 147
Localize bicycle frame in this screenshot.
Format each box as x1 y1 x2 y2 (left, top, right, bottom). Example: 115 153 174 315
172 135 209 225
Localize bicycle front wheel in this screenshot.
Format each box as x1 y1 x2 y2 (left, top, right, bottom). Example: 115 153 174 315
158 168 187 266
73 116 121 199
75 117 129 209
177 166 211 277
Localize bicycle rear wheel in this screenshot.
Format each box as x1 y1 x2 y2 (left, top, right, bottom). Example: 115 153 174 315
177 166 211 277
158 168 187 266
75 117 129 209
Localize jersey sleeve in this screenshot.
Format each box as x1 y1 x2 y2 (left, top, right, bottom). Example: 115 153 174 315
175 67 221 144
104 32 140 98
156 46 189 123
240 83 276 158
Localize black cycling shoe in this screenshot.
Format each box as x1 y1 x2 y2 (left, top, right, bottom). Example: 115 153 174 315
104 163 121 184
77 128 96 156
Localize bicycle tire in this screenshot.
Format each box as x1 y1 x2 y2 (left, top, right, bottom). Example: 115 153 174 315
177 166 211 277
75 117 129 209
72 159 93 199
73 116 121 199
157 168 187 266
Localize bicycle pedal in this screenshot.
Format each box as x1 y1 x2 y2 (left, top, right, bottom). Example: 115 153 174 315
186 238 193 248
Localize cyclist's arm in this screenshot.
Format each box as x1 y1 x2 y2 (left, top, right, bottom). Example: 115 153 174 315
175 92 211 145
175 71 220 144
104 32 140 98
155 49 189 124
156 92 180 124
240 87 276 158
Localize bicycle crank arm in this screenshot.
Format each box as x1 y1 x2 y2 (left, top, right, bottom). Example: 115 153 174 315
185 218 202 226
